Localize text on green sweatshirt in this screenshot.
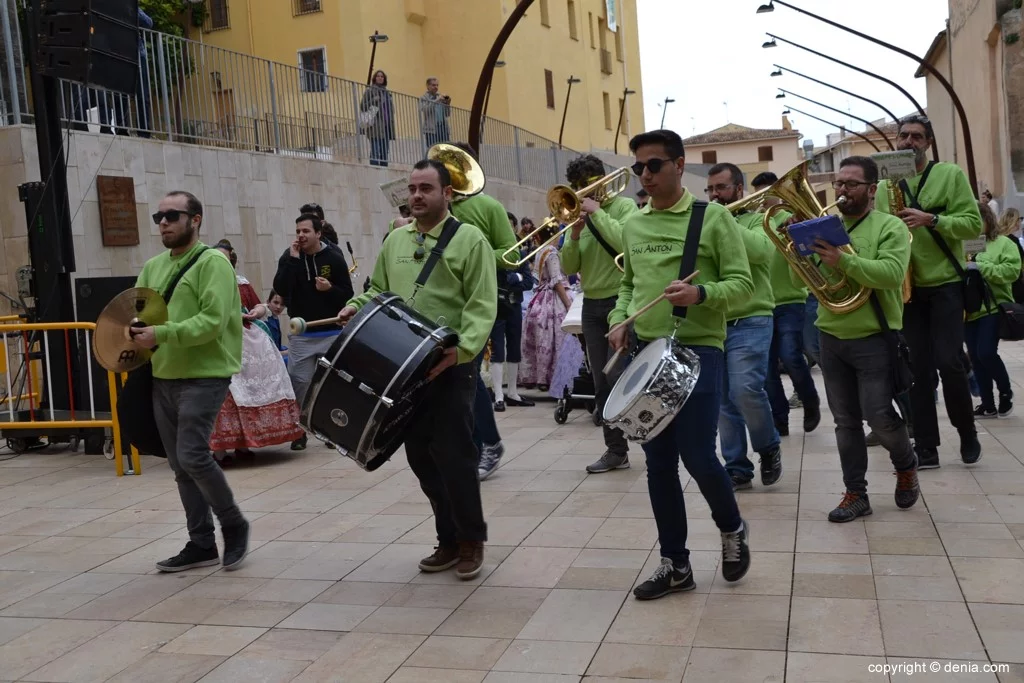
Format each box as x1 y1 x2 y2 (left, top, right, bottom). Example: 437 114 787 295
969 235 1022 321
727 210 776 320
450 192 519 270
560 195 637 299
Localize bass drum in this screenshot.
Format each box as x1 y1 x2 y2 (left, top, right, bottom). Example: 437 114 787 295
602 337 700 443
300 292 458 470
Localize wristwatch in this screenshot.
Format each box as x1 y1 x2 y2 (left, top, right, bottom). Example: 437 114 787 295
696 285 707 305
929 213 939 227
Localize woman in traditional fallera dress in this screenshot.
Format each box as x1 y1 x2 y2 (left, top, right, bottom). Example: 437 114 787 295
520 225 574 391
209 241 304 462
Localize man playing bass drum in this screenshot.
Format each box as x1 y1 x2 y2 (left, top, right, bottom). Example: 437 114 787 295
338 159 497 580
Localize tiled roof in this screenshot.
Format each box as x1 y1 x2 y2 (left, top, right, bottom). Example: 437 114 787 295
682 124 801 146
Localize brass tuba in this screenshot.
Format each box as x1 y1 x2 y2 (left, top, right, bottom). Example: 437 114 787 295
428 143 486 199
726 161 871 315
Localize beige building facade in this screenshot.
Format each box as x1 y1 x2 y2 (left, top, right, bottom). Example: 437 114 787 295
681 121 803 188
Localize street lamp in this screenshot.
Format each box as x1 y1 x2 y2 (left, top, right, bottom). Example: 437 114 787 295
613 87 637 154
777 89 894 149
366 31 389 85
759 0 977 196
783 104 881 152
558 75 582 150
772 64 900 129
659 97 675 129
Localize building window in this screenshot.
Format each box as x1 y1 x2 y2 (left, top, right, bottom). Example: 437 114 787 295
758 145 774 161
702 150 717 164
567 0 578 40
815 189 827 206
540 0 550 26
299 48 327 92
293 0 322 16
615 23 624 62
544 69 555 109
598 16 608 51
205 0 229 31
588 12 595 48
617 97 626 135
603 92 612 130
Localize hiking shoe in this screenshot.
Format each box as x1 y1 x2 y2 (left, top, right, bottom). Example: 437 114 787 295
974 405 998 420
916 447 940 470
586 451 630 474
998 393 1014 418
455 541 484 580
721 520 751 582
803 402 821 433
221 520 250 570
759 447 783 487
828 492 872 523
775 420 789 437
865 430 881 447
789 393 802 409
894 467 920 509
478 442 505 481
633 557 695 600
155 541 219 573
290 434 307 451
419 545 459 572
960 433 982 465
730 472 753 491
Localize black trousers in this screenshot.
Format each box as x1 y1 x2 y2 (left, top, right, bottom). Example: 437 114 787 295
903 282 976 449
582 296 628 455
406 362 487 545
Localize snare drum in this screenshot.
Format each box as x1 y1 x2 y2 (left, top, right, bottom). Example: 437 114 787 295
602 337 701 443
300 292 458 470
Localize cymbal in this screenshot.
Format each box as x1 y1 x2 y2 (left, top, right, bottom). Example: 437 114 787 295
93 288 168 373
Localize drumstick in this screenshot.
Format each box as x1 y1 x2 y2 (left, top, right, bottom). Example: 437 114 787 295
605 270 700 339
289 315 343 335
602 347 625 376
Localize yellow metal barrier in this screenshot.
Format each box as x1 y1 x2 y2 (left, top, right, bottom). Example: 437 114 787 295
0 321 141 475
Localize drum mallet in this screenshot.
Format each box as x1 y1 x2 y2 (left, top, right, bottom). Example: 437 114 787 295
290 315 344 335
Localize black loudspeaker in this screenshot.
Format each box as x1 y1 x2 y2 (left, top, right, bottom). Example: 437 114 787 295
75 276 136 413
36 0 139 95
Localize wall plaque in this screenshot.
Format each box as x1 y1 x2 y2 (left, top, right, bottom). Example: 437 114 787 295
96 176 140 247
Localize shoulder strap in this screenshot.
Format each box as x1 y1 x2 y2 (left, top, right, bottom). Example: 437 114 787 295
898 161 936 211
867 292 892 335
164 247 209 304
924 225 968 280
415 216 461 287
673 200 708 319
584 215 619 259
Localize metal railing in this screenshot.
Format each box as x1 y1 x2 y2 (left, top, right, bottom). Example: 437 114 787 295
0 4 638 192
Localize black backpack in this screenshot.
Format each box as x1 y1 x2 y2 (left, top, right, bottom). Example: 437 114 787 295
1006 235 1024 304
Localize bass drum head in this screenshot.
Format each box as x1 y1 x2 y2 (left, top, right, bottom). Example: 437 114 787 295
603 337 669 421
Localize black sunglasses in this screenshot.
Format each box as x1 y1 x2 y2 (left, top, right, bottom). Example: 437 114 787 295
631 157 678 176
414 232 427 261
152 210 195 225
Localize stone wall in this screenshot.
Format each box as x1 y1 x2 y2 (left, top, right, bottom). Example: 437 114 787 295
0 126 551 316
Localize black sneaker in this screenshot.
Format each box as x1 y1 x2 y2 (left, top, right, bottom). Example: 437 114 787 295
155 541 219 573
998 393 1014 419
894 466 920 509
828 492 872 523
774 420 789 437
759 447 782 487
960 433 982 465
730 472 753 491
865 431 881 447
803 402 821 433
291 434 307 451
721 520 751 582
506 396 535 407
974 405 998 420
633 558 695 600
221 520 250 570
586 452 630 474
916 447 940 470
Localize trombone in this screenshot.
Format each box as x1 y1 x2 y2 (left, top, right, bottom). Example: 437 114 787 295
500 167 632 267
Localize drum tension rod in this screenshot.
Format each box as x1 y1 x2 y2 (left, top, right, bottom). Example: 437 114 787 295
315 357 394 409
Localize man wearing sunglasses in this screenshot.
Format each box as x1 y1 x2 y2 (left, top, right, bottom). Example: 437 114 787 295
337 158 496 580
134 191 250 572
705 163 787 492
875 115 984 469
608 130 753 600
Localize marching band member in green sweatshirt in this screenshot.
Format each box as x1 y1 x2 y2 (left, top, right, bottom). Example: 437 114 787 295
876 115 983 469
801 156 919 523
608 129 752 600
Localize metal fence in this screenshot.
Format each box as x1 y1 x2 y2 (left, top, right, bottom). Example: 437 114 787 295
0 5 638 192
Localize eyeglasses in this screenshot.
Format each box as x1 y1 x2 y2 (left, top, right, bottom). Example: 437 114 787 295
152 210 194 225
832 180 871 190
414 232 427 261
705 183 737 195
631 157 677 176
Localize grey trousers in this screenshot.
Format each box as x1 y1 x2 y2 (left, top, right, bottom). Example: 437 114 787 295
153 378 246 550
288 333 341 407
582 296 628 455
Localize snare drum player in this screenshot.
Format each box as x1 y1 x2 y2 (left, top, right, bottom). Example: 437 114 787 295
609 130 753 599
338 159 497 579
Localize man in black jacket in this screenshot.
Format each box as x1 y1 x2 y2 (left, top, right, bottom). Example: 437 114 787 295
273 214 354 450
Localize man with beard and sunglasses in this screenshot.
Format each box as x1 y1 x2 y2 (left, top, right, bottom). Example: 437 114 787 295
337 159 496 580
804 156 918 522
705 163 786 491
133 191 250 572
608 130 753 600
875 115 984 469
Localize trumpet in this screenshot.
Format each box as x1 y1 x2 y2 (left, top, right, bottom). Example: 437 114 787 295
500 167 631 267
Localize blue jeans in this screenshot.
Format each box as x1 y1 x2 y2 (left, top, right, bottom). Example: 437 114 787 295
965 313 1012 411
369 137 390 167
473 350 501 453
641 345 742 565
766 303 820 423
720 316 779 480
803 295 820 365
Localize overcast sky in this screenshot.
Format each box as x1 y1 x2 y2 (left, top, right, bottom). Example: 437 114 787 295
635 0 948 150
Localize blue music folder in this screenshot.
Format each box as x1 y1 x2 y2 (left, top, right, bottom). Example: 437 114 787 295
787 215 851 258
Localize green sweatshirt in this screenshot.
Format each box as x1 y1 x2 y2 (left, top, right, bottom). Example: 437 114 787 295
609 191 754 350
794 210 910 340
969 235 1022 321
560 195 637 299
450 192 519 270
876 162 982 287
135 241 243 380
766 210 808 306
348 213 498 364
726 211 775 320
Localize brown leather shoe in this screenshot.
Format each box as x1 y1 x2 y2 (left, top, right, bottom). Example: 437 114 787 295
455 541 484 580
418 545 459 572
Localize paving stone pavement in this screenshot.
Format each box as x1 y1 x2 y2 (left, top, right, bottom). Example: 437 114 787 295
2 351 1024 682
